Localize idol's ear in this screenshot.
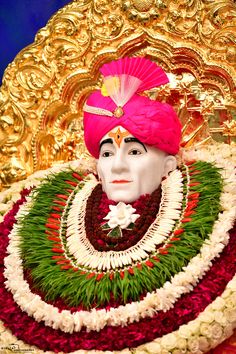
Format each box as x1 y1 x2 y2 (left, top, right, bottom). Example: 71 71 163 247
163 155 177 177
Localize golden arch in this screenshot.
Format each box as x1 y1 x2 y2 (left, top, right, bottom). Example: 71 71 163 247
0 0 235 189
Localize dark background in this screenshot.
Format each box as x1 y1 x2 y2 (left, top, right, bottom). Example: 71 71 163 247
0 0 70 83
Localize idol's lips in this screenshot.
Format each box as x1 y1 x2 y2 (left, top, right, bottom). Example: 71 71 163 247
111 180 132 184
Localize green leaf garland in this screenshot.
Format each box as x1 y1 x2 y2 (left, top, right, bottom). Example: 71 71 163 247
18 161 223 309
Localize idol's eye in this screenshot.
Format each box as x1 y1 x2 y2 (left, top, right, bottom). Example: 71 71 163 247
101 151 114 157
128 149 142 155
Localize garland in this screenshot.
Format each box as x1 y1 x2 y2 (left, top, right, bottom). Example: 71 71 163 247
85 186 161 251
3 175 233 336
3 162 228 316
4 162 222 311
1 194 236 352
66 168 184 271
0 143 235 353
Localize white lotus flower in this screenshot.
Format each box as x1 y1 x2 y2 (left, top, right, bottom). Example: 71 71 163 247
104 202 140 229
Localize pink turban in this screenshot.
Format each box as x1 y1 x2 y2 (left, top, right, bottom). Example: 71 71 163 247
83 57 181 158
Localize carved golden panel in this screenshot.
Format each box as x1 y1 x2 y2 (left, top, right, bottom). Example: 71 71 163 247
0 0 235 189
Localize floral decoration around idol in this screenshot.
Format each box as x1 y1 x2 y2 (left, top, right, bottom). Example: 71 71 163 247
0 144 235 353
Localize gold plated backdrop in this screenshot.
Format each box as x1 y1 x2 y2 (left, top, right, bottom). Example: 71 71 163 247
0 0 235 189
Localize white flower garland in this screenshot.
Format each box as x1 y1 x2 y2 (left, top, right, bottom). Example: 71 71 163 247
66 169 183 270
1 143 236 353
3 144 236 336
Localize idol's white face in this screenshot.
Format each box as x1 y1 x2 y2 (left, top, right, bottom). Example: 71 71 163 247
97 127 177 203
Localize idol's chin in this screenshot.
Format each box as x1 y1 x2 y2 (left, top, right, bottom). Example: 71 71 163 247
105 187 138 204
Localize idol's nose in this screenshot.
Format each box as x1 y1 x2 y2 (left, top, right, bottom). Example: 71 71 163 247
111 152 129 174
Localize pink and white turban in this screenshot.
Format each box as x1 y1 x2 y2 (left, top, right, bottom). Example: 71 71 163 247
83 57 181 158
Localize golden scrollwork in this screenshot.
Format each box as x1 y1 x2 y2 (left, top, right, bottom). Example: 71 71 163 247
0 0 235 189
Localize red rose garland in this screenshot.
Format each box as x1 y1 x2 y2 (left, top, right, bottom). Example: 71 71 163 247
85 184 161 251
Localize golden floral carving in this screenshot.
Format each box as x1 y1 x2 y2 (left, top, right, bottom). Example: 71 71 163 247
222 120 236 137
122 0 165 21
121 0 236 65
0 0 235 189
